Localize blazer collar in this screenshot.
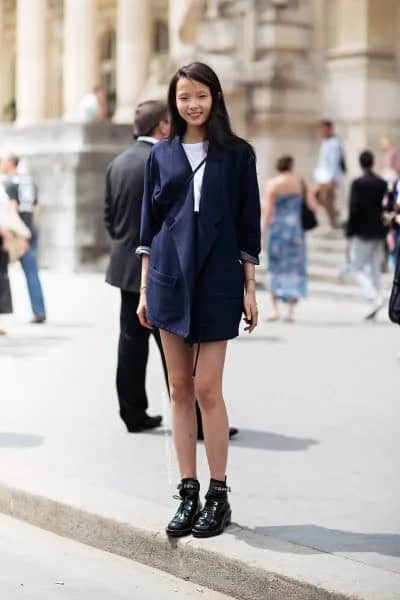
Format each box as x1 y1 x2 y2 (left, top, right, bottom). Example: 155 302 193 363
168 136 224 274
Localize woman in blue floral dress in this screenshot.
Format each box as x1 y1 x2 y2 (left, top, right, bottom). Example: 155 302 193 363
262 155 317 322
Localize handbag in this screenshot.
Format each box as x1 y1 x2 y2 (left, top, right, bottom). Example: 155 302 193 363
0 202 31 263
7 236 28 263
301 179 318 231
389 247 400 324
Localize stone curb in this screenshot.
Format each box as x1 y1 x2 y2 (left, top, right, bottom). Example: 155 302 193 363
0 481 359 600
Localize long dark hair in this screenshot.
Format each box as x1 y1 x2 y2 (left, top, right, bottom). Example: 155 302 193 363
167 62 251 151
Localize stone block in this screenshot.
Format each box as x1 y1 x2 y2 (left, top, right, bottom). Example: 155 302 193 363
197 18 236 53
0 122 131 271
257 23 311 52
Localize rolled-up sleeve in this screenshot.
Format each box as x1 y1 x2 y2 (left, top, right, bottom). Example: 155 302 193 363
135 152 158 258
136 245 151 256
237 148 261 265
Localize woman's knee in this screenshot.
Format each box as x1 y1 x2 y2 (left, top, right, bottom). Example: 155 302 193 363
169 375 194 405
195 380 221 411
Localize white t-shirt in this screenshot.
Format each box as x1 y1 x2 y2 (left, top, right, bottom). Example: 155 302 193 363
314 136 343 184
182 141 209 212
79 93 99 123
0 180 9 209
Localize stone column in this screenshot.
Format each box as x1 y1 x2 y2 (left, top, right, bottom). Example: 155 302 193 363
233 0 318 184
323 0 400 174
206 0 219 19
169 0 187 64
15 0 46 125
0 2 5 121
63 0 96 121
113 0 151 123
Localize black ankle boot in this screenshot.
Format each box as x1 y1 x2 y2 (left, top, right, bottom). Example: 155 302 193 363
192 478 231 538
166 478 201 537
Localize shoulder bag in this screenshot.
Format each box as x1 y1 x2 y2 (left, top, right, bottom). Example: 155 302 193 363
301 179 318 232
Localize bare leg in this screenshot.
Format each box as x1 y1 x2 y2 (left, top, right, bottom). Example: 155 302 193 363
325 186 338 228
268 294 280 320
160 330 197 479
194 341 229 481
317 185 338 228
286 299 298 322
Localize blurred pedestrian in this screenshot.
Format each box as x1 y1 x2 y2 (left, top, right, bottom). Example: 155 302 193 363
1 155 46 323
346 150 387 319
380 136 400 186
262 155 317 323
79 85 107 123
314 119 346 228
383 177 400 270
137 63 260 538
388 228 400 325
104 100 169 433
0 184 12 335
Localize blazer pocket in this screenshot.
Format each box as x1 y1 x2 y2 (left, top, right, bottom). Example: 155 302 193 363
149 268 177 288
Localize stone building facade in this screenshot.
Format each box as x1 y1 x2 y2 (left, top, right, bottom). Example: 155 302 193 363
0 0 399 269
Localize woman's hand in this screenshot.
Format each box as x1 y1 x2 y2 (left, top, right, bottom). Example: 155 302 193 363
136 290 153 330
243 290 258 333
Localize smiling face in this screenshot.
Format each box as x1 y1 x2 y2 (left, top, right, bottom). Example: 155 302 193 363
176 77 213 129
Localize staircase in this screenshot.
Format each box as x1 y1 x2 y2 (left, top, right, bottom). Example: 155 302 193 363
307 228 393 301
257 227 393 302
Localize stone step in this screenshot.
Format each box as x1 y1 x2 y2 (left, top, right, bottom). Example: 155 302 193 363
257 244 394 301
308 251 347 269
308 264 392 288
308 236 348 254
308 280 390 303
257 277 391 303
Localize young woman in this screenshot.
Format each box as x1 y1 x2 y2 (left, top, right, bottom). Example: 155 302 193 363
136 63 261 538
262 155 317 322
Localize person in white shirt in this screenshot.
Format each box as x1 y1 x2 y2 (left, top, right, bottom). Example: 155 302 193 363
79 85 107 123
314 120 345 228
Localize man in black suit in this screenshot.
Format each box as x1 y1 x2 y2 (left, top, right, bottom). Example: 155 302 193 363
105 101 169 432
105 100 238 439
347 150 388 319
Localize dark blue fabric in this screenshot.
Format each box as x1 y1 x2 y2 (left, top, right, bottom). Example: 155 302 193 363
139 137 261 342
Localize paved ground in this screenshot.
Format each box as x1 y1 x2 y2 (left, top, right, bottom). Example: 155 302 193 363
1 265 400 598
0 513 232 600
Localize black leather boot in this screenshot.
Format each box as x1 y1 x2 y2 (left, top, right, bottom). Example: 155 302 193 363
192 478 231 538
166 478 201 537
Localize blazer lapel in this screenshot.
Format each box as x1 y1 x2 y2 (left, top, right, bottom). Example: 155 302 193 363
196 145 223 272
167 140 223 290
166 137 196 292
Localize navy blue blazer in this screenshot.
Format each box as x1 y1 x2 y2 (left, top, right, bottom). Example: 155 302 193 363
137 136 261 343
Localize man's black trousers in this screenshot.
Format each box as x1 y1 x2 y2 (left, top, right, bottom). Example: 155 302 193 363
117 290 204 435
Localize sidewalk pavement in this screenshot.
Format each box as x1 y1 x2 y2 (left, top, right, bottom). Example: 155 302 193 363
0 514 233 600
1 265 399 599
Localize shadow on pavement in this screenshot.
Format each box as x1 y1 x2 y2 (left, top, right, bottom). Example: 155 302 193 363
232 523 400 558
230 429 319 451
149 428 318 451
0 335 71 358
0 432 44 448
297 320 391 328
47 322 91 329
236 335 286 343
